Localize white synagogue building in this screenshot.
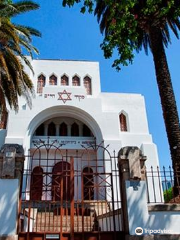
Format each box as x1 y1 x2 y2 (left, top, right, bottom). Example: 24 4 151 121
0 59 164 240
0 58 159 167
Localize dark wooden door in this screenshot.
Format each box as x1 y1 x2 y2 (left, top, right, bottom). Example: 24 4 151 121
83 167 94 200
30 166 43 200
52 162 71 201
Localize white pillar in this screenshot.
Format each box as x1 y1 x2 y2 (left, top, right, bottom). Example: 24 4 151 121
55 124 59 136
79 124 83 136
44 124 48 136
68 124 71 136
125 180 149 235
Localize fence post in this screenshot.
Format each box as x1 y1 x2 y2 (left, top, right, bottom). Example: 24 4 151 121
118 146 148 235
0 144 24 240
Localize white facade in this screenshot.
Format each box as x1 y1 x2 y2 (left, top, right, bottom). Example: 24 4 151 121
1 58 159 168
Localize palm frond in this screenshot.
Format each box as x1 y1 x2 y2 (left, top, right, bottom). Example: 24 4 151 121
0 0 40 122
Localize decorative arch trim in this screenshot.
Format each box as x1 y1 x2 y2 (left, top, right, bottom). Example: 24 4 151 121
25 105 103 149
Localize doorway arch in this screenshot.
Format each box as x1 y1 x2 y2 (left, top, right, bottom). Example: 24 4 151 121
30 166 43 200
52 161 71 201
83 167 94 200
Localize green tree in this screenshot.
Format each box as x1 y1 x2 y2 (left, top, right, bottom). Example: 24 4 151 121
63 0 180 171
0 0 41 129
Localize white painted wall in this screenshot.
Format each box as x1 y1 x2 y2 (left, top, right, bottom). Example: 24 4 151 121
125 180 180 235
1 59 159 167
148 211 180 234
0 179 19 235
30 59 101 98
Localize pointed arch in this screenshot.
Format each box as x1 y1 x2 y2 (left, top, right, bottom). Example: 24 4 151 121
83 76 92 95
71 122 79 136
37 74 46 94
49 74 57 85
119 112 128 132
61 74 69 86
48 122 56 136
60 122 67 136
72 75 80 86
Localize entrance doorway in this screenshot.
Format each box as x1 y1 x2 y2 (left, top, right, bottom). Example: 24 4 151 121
30 166 43 200
83 167 94 200
52 162 71 215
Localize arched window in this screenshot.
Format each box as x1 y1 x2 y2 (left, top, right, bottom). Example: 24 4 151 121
37 74 46 94
71 123 79 136
72 75 80 86
60 122 67 136
83 167 94 200
84 76 92 95
30 167 43 200
83 124 92 137
49 74 57 85
35 123 44 136
61 75 69 86
119 113 128 132
48 122 56 136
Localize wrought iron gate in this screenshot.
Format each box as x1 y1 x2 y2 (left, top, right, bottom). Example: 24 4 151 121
18 139 124 240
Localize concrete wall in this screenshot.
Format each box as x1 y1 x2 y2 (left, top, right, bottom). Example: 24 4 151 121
148 206 180 235
0 179 19 235
125 180 180 236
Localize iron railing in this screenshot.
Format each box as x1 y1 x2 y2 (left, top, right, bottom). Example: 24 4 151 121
18 137 180 239
19 141 122 237
146 166 180 203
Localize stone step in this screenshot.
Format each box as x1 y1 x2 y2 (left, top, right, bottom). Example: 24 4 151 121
35 221 94 227
35 217 94 223
33 214 95 232
34 227 93 232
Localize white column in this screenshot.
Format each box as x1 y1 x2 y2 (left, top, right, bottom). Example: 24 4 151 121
55 124 59 136
44 124 48 136
79 124 83 136
67 124 71 136
125 180 149 235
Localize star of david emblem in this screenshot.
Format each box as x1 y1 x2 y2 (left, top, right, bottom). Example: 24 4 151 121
58 90 72 104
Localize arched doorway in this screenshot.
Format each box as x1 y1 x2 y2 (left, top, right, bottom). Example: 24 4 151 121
83 167 94 200
30 166 43 200
52 162 71 201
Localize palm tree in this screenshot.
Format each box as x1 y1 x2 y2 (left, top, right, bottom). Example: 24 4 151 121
0 0 41 129
94 1 180 174
94 0 180 197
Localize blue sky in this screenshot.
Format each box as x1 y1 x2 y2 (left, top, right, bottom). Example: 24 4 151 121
14 0 180 167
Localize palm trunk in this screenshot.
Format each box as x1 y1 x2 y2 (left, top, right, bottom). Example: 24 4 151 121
0 72 8 129
149 26 180 196
0 107 8 129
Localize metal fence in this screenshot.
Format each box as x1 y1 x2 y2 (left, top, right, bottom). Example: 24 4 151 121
18 137 180 240
19 141 122 239
146 166 180 203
